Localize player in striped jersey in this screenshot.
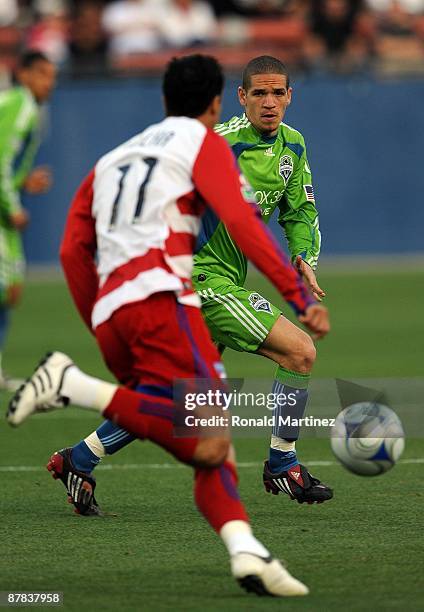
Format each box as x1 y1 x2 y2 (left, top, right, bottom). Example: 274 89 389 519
0 51 56 390
8 55 320 597
55 56 332 507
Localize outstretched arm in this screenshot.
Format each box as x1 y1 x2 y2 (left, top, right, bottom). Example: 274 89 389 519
278 140 324 300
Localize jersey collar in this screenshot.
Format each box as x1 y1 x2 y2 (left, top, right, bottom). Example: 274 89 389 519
242 113 282 145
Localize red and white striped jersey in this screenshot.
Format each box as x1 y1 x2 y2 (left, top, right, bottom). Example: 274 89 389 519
61 116 314 332
91 116 209 327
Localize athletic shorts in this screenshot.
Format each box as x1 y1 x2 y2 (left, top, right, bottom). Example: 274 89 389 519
95 293 226 462
95 292 224 389
193 272 281 353
0 226 25 302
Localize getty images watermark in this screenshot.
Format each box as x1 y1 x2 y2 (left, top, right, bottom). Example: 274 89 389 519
183 388 335 428
172 379 337 438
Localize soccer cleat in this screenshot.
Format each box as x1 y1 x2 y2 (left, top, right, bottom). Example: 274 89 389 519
263 461 333 504
6 352 74 427
231 553 309 597
47 448 102 516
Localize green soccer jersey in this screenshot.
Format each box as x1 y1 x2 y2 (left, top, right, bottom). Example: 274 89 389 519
0 86 40 226
193 113 321 286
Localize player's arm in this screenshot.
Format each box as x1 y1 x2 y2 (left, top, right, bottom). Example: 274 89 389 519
12 118 40 192
278 141 324 299
192 130 315 316
0 93 29 225
60 170 98 332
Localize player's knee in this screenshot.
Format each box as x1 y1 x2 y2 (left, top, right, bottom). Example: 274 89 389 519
284 333 316 374
302 335 316 370
192 438 230 468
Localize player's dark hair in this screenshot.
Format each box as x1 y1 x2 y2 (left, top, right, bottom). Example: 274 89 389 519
163 55 224 118
18 50 51 70
242 56 290 90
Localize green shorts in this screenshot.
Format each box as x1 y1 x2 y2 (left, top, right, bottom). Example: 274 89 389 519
193 272 281 353
0 226 25 302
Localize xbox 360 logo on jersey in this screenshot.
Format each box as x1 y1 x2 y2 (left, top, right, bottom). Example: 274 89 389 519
248 292 273 314
279 155 293 183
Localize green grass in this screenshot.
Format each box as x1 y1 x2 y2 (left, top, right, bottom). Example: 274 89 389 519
0 268 423 611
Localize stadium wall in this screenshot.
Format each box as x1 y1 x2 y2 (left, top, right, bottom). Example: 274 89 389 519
23 76 424 264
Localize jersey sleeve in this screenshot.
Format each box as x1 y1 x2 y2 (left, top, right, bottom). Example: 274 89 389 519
278 139 321 270
60 170 99 331
13 118 40 192
0 91 31 219
192 130 315 315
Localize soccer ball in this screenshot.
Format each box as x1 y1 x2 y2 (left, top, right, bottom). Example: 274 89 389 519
330 402 405 476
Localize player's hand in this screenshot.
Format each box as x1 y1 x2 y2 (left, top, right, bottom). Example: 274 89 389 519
10 209 29 230
23 166 52 194
295 255 325 301
298 304 330 340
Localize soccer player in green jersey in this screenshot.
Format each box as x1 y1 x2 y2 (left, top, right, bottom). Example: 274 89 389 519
42 56 331 515
193 56 332 503
0 51 56 389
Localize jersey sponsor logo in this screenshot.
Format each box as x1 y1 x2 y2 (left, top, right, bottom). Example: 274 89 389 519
262 207 271 216
264 147 275 157
279 155 293 184
248 292 273 314
304 184 315 201
255 189 284 207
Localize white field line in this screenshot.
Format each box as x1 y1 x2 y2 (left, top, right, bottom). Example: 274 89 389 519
0 458 423 473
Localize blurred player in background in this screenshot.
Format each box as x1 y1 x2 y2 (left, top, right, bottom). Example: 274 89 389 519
65 55 332 507
7 54 322 597
0 51 56 390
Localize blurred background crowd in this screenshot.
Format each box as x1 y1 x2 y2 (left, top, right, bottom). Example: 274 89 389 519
1 0 424 82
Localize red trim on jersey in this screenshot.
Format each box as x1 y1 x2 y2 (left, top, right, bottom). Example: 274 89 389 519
165 231 196 256
60 169 98 331
176 193 205 216
192 129 315 314
96 249 173 299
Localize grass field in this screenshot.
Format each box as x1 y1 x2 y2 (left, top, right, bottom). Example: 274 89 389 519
0 267 423 611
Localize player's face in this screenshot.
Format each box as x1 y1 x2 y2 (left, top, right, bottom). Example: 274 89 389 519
238 73 292 137
20 60 57 103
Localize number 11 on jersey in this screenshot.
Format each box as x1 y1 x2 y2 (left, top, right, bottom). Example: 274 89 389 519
108 157 157 231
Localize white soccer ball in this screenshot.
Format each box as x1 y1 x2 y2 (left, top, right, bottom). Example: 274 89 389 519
330 402 405 476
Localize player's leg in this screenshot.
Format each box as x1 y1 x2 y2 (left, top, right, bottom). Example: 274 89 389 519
9 362 307 595
8 296 309 596
258 316 332 503
44 303 141 513
62 331 138 476
195 273 332 503
165 432 308 596
0 228 25 391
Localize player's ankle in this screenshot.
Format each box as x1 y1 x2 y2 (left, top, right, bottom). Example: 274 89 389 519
220 520 270 558
269 447 299 473
70 440 101 474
